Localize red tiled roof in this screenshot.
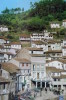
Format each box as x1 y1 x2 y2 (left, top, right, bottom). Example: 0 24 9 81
2 62 20 74
0 36 8 41
20 33 30 38
15 58 31 63
10 42 21 45
0 76 10 83
28 47 43 51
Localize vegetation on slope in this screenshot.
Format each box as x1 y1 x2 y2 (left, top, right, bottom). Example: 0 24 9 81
0 0 66 41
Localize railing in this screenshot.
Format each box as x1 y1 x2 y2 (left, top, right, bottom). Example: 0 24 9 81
52 81 66 85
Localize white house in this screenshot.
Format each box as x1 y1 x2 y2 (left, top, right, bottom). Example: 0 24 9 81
0 62 19 100
28 47 44 55
31 41 48 52
28 47 47 89
0 76 10 100
31 54 47 89
0 36 10 45
46 59 66 90
3 44 16 55
47 40 62 51
0 52 15 63
0 26 8 32
10 42 22 50
19 33 30 42
44 50 62 60
46 60 64 69
62 20 66 28
46 67 66 90
63 40 66 47
30 30 53 41
10 58 31 91
62 40 66 58
62 46 66 57
50 22 60 28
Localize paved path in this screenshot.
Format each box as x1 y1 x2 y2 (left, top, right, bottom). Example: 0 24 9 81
34 90 66 100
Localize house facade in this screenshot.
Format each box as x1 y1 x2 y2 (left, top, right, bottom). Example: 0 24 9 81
44 50 62 60
30 30 53 41
0 62 19 100
10 42 22 50
19 34 30 42
0 37 9 45
62 20 66 28
46 67 66 90
10 58 31 91
0 26 8 32
50 22 60 28
31 54 47 89
28 47 47 89
0 76 10 100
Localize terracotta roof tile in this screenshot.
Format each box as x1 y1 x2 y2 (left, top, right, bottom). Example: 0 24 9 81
62 46 66 49
1 63 19 74
0 76 10 83
46 67 64 72
11 42 21 45
15 58 31 63
20 33 30 38
46 59 66 64
28 47 43 51
33 41 47 45
45 50 62 53
0 36 8 41
60 74 66 78
31 54 45 57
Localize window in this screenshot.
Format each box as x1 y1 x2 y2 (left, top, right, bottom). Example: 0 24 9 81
0 85 1 89
57 54 61 56
54 79 56 81
58 63 60 66
57 73 59 75
58 79 60 81
33 72 36 78
28 70 29 73
37 65 40 70
52 54 55 56
0 64 1 69
62 64 64 68
33 65 35 71
41 65 44 70
24 70 25 73
22 63 24 66
31 51 33 54
0 69 2 75
26 63 28 66
3 84 5 89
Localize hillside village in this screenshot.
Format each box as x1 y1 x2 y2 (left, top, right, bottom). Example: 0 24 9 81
0 19 66 100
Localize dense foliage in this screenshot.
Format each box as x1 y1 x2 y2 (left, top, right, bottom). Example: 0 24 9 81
30 0 66 19
0 0 66 32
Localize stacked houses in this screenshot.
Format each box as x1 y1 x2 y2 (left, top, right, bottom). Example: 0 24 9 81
0 29 66 100
18 30 66 91
0 36 22 100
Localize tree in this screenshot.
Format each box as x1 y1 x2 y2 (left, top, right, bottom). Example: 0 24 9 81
22 8 24 12
2 7 10 14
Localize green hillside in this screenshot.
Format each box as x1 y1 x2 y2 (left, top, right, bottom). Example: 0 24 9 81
0 0 66 41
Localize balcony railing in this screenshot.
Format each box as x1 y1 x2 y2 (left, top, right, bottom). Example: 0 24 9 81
52 81 66 85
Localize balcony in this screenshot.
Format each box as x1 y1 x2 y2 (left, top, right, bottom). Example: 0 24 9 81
52 81 66 85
